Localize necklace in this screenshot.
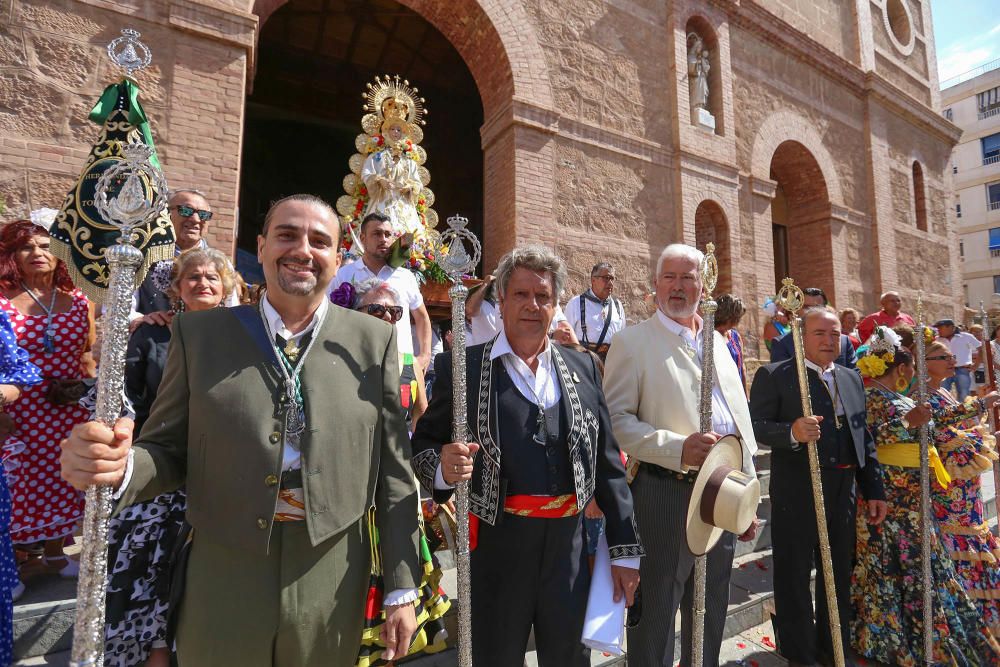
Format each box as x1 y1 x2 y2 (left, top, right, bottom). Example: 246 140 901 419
511 354 551 446
20 282 57 353
257 298 328 445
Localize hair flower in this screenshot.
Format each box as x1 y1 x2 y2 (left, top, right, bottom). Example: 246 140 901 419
329 281 356 309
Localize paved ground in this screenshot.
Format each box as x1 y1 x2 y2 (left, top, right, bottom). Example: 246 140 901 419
14 618 791 666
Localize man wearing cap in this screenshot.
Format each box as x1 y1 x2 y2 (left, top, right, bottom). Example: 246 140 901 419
749 306 886 667
936 319 982 401
412 244 642 666
603 243 758 667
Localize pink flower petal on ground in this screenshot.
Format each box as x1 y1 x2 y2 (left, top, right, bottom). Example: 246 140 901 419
761 636 776 648
736 642 747 649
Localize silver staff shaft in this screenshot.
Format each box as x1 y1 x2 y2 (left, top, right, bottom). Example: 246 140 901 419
788 312 845 667
692 295 716 667
70 242 143 666
449 281 473 667
914 299 933 666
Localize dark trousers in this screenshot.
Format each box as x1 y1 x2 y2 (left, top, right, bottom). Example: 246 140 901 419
771 459 857 663
471 512 591 667
626 472 734 667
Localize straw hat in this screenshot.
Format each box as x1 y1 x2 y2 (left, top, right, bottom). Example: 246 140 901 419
686 434 760 556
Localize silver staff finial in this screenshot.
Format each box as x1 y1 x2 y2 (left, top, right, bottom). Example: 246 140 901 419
439 214 481 282
94 142 167 242
107 28 152 77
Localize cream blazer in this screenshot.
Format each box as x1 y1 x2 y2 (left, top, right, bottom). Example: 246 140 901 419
603 315 757 476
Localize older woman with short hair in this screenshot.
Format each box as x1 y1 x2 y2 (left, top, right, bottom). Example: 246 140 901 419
840 307 861 350
352 278 428 427
104 247 235 667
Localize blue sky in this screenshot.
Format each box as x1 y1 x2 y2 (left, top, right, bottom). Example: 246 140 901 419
931 0 1000 84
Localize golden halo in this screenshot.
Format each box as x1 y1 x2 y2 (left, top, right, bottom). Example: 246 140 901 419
363 74 427 128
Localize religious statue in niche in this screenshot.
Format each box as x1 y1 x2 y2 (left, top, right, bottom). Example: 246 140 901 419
336 75 447 282
687 32 716 131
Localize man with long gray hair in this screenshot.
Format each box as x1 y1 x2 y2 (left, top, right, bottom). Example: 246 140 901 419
604 243 759 667
412 244 642 666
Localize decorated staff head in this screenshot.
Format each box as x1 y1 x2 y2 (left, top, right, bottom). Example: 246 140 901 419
49 28 174 304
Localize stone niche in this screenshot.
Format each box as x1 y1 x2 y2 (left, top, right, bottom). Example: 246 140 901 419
685 15 724 136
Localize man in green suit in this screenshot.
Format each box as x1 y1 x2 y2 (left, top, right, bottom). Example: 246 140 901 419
61 194 421 666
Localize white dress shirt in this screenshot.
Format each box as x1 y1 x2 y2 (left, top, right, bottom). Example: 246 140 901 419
943 331 982 367
655 310 738 439
565 290 625 346
260 295 327 472
791 359 846 444
331 259 423 355
435 331 637 569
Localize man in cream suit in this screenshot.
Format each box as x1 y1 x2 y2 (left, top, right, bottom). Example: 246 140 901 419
61 195 421 666
603 243 758 667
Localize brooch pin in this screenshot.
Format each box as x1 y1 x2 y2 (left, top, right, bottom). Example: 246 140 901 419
284 339 301 363
571 371 581 383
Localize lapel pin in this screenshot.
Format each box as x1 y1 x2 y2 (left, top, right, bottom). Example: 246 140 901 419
572 371 581 383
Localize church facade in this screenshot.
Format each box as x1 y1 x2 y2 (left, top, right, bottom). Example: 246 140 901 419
0 0 961 355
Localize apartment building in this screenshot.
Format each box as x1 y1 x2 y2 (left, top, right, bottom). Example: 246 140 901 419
943 59 1000 308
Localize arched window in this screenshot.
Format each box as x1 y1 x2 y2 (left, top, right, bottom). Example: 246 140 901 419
912 161 927 231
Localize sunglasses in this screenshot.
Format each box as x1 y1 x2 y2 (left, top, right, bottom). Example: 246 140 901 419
926 354 956 361
358 303 403 323
172 205 213 222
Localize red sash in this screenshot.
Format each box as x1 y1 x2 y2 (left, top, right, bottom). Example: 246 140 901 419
469 494 580 550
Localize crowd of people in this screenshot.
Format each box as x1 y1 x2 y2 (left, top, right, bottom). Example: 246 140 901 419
0 186 992 667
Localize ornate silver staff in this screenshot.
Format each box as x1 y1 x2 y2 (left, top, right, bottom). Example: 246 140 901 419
776 278 845 667
690 242 718 667
437 214 481 667
71 142 168 666
978 301 1000 539
914 293 933 665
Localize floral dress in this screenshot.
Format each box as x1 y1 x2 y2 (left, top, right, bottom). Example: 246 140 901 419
928 389 1000 635
852 386 1000 665
0 291 90 544
0 310 41 667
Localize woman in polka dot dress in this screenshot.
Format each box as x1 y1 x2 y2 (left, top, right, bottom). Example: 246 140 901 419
0 220 94 586
0 306 42 667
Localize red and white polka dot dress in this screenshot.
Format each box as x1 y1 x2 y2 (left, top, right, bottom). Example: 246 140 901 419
1 291 90 544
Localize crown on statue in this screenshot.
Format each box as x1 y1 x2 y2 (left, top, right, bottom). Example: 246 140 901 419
107 28 151 77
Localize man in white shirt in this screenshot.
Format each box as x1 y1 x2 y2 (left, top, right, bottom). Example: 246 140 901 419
412 245 642 666
603 243 758 667
936 319 982 400
331 212 432 371
564 262 625 360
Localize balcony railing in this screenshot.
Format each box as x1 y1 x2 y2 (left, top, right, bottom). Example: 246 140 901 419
942 57 1000 88
990 200 1000 211
985 154 1000 166
980 106 1000 121
992 248 1000 258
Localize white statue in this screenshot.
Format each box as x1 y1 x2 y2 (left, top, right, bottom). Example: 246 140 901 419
361 114 423 236
687 32 710 112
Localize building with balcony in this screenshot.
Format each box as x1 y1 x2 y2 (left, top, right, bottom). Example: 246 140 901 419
943 58 1000 308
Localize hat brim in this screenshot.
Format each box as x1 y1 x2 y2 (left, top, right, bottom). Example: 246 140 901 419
686 434 745 557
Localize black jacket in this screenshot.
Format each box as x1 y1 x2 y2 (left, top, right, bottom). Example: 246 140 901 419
412 339 643 561
749 359 884 501
124 323 172 433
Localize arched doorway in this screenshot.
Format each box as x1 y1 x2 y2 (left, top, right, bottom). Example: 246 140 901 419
768 140 832 297
238 0 485 277
694 200 731 294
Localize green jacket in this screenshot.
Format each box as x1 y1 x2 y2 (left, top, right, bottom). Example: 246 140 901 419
117 304 421 592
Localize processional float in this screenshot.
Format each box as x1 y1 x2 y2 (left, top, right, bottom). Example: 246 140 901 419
47 29 175 666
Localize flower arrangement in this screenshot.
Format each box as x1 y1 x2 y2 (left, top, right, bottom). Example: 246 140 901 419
857 326 901 378
329 281 356 309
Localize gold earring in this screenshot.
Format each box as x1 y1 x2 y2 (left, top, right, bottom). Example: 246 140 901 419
896 373 909 393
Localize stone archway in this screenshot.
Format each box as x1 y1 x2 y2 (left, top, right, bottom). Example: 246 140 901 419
769 140 834 297
694 200 732 294
251 0 556 270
